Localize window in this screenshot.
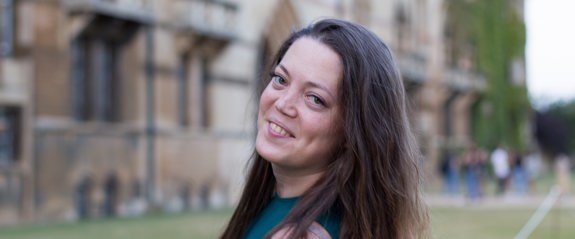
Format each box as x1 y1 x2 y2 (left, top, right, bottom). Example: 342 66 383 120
177 53 190 126
70 15 140 123
199 57 209 128
71 36 121 122
394 3 410 54
0 0 14 57
0 107 20 167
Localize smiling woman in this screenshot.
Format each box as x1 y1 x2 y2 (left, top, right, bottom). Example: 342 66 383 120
220 19 429 239
256 37 344 186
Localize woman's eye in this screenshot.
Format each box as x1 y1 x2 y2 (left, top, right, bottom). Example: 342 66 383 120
307 95 325 106
271 74 286 85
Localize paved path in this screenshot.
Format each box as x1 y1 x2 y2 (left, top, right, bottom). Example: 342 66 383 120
426 194 575 209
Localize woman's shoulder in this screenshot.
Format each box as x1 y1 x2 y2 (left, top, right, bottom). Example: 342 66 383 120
316 207 342 238
270 207 342 239
307 221 334 239
271 222 333 239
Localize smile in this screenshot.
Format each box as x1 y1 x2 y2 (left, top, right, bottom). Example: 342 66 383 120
269 122 293 137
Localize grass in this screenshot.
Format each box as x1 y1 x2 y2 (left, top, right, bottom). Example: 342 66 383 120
0 210 231 239
431 207 575 239
1 206 574 239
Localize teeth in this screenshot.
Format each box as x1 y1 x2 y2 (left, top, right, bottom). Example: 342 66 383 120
270 122 290 137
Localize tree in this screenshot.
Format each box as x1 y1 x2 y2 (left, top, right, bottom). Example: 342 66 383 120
537 99 575 157
445 0 529 150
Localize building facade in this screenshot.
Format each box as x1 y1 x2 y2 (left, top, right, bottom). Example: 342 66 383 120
0 0 524 225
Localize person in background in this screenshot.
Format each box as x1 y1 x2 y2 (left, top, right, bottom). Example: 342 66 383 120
511 150 528 195
220 18 429 239
524 149 541 194
463 142 486 200
491 145 510 195
439 148 460 196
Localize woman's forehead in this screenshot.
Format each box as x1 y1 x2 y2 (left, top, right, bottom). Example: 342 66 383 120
278 37 342 92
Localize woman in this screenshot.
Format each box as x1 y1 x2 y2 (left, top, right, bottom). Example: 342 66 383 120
221 18 429 239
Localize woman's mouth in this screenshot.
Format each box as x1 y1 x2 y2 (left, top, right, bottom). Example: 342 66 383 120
269 122 293 137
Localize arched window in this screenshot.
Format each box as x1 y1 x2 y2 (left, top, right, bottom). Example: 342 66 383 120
71 16 139 122
74 176 93 220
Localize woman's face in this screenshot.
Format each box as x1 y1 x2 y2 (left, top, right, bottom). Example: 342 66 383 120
256 37 343 175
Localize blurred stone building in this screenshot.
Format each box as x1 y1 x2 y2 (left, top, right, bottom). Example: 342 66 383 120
0 0 524 225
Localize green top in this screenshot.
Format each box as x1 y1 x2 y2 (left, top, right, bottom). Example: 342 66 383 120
244 196 341 239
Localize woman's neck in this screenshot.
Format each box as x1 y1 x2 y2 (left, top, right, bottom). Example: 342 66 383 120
272 165 325 198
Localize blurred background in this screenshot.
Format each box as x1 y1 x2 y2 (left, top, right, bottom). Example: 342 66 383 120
0 0 573 238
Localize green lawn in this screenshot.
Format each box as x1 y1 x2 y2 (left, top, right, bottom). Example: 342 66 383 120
0 207 574 239
431 207 575 239
0 210 231 239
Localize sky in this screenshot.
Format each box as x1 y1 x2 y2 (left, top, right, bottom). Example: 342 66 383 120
525 0 575 108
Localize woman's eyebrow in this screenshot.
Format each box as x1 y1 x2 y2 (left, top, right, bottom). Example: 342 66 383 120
278 63 335 101
277 63 335 99
305 81 335 100
278 64 291 77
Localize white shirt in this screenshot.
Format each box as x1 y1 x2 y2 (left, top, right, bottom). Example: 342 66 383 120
491 148 510 178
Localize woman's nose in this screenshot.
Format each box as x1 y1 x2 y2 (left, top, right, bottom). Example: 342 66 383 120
275 91 298 118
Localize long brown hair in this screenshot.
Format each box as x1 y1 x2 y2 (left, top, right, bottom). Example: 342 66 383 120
220 18 429 239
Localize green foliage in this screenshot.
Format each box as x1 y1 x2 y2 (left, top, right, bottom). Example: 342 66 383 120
545 99 575 154
446 0 529 150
